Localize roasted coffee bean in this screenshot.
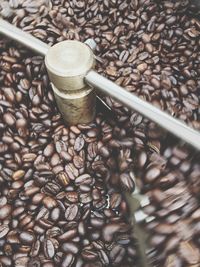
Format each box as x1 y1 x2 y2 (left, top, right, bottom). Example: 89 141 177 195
19 231 36 245
50 207 60 222
119 173 135 192
98 250 109 266
0 204 12 220
74 135 85 152
110 244 126 264
65 204 79 221
62 242 79 254
110 193 122 209
44 238 55 259
42 196 57 209
58 229 77 242
65 192 78 203
61 253 74 267
102 224 121 242
75 174 93 186
0 224 9 238
12 169 25 180
57 172 70 187
27 257 41 267
81 250 98 261
30 240 41 257
179 241 200 265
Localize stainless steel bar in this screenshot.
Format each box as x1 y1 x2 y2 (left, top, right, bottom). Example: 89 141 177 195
0 18 49 56
85 70 200 150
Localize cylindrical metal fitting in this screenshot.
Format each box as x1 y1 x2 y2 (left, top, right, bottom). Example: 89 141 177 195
45 40 96 125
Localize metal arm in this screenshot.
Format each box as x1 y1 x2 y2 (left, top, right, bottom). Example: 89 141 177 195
85 70 200 150
0 18 200 149
0 18 49 56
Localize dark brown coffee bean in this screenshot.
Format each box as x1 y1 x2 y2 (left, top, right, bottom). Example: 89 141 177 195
30 240 41 257
81 250 98 261
80 193 92 204
145 167 161 182
74 135 85 152
58 229 77 242
44 238 55 259
110 193 122 209
3 112 16 126
44 144 55 157
65 204 79 221
119 173 135 192
62 242 79 254
65 163 79 180
75 174 93 186
57 172 70 187
42 196 57 209
27 257 41 267
0 224 9 238
102 224 121 242
19 231 36 245
98 250 109 266
50 207 60 222
61 253 74 267
110 244 125 264
73 155 84 169
0 204 12 220
65 192 78 203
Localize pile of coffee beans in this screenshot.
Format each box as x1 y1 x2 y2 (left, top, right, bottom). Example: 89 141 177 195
0 0 200 266
135 137 200 266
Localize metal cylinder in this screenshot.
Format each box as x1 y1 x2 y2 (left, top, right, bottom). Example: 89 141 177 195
45 40 95 125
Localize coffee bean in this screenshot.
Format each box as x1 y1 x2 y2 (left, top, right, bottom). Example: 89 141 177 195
61 253 74 267
19 231 36 245
50 207 60 222
102 224 121 242
81 250 98 261
110 193 122 209
62 242 79 254
44 144 55 157
0 224 9 238
179 241 200 265
145 167 161 182
58 229 77 242
119 173 135 192
3 112 16 126
0 204 12 220
65 192 78 203
98 250 109 266
42 196 57 209
12 169 25 180
110 244 126 264
75 174 93 186
74 135 85 152
27 257 41 267
57 172 70 187
65 204 78 221
44 238 55 259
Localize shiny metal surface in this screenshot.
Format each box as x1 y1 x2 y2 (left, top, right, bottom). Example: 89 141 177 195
85 70 200 150
0 18 49 56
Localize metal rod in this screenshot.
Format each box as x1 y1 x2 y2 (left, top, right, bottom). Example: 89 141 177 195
1 19 200 149
0 18 49 56
85 70 200 150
